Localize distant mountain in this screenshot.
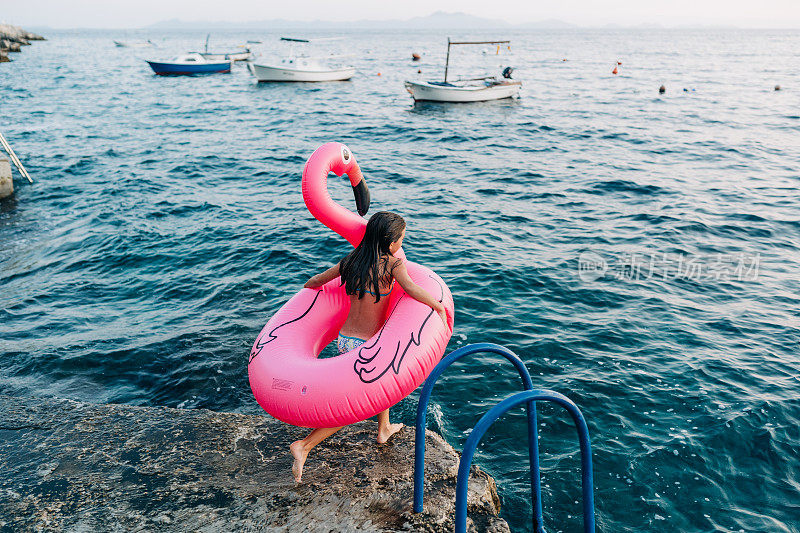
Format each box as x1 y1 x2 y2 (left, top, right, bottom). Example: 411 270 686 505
602 22 665 29
519 19 579 29
396 11 511 29
146 18 268 30
144 11 575 31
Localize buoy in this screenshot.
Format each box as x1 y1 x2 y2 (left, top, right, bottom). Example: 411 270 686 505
612 66 618 75
562 58 567 62
412 53 421 61
377 72 381 76
417 69 421 73
659 85 666 94
774 85 781 91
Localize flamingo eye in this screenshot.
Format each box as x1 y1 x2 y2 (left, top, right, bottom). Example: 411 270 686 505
341 147 351 163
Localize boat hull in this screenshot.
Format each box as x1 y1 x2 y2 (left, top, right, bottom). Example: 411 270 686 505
248 62 355 82
146 60 232 76
404 80 521 102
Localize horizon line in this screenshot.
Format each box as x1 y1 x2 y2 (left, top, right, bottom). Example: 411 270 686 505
12 10 800 31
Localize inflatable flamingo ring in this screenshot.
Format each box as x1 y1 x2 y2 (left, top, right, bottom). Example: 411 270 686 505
248 143 454 428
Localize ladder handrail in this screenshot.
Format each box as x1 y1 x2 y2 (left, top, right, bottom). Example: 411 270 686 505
454 389 595 533
0 132 33 183
413 342 544 531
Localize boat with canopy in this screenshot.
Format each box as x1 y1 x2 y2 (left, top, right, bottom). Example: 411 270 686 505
404 38 521 103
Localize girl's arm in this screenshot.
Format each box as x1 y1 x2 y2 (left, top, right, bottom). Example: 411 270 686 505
304 263 340 289
391 259 448 326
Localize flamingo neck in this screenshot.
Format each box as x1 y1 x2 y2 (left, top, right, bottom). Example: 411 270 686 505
302 145 366 248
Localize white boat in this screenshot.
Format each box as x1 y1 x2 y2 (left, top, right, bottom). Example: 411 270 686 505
405 38 521 103
248 58 355 82
247 37 355 82
405 78 521 103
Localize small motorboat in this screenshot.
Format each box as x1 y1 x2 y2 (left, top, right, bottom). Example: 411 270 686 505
248 57 355 82
405 38 521 103
247 37 355 82
114 39 155 48
145 53 232 75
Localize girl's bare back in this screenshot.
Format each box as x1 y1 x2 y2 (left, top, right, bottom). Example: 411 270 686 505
339 255 398 340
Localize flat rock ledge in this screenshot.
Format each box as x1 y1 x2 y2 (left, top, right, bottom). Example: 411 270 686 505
0 395 510 532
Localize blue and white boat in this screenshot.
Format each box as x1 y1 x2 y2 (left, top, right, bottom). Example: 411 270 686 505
145 53 232 76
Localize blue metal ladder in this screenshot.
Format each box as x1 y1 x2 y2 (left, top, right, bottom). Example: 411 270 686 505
413 343 595 533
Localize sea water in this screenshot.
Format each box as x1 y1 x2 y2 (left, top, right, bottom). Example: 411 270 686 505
1 28 799 532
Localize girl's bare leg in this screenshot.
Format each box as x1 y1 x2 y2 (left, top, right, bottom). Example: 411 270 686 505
290 426 342 483
376 409 404 444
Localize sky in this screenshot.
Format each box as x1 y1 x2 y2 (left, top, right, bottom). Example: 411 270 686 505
3 0 800 29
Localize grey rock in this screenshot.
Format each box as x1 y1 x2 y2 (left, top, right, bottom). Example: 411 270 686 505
0 159 12 198
0 23 45 42
0 395 509 532
0 24 44 61
0 39 21 53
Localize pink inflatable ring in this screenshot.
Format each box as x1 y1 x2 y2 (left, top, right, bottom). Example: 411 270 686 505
248 143 455 428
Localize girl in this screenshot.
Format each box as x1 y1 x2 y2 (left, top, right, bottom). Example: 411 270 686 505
290 211 447 483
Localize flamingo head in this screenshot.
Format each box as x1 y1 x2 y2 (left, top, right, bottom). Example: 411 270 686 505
332 144 370 216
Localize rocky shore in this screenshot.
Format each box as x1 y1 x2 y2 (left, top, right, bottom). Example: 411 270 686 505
0 395 510 532
0 24 45 63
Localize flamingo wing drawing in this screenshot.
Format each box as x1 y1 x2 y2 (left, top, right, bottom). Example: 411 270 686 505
249 290 322 364
354 276 444 383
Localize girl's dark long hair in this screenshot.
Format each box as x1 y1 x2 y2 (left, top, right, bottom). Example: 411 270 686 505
340 211 405 302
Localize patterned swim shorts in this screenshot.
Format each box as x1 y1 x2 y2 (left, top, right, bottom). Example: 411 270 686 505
337 334 366 355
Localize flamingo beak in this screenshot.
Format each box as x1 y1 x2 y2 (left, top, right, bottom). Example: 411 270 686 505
353 178 370 216
340 145 369 216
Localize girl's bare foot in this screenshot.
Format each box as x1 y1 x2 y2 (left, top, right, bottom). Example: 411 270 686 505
377 423 404 444
290 440 308 483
